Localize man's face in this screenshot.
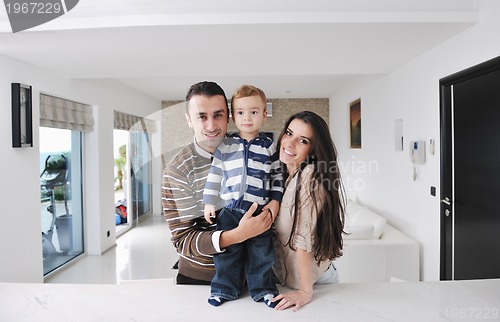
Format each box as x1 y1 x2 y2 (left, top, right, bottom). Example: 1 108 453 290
186 95 229 153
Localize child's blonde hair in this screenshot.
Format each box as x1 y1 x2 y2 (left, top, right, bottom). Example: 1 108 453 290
230 85 267 115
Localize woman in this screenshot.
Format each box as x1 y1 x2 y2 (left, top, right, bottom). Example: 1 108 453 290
272 111 345 311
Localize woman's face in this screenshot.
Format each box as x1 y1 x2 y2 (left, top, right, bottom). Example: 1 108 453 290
279 118 314 173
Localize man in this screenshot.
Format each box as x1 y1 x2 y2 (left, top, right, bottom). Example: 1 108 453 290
162 81 273 285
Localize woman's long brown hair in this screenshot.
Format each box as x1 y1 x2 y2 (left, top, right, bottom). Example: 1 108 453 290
277 111 346 263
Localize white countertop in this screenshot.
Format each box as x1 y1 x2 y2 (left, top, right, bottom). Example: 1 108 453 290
1 279 499 322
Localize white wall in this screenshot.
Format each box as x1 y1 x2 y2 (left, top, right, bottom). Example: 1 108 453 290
330 0 500 281
0 55 161 283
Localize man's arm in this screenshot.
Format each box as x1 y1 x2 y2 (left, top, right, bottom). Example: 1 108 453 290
162 164 217 258
164 163 272 256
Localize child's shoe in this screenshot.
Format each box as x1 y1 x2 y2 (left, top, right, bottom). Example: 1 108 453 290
208 296 226 307
263 294 277 308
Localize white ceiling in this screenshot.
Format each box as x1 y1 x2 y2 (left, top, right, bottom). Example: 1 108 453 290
0 0 479 100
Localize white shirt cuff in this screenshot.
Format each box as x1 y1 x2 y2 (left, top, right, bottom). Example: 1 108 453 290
212 230 224 253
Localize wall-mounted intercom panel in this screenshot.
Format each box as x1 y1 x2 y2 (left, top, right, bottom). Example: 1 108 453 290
410 141 426 165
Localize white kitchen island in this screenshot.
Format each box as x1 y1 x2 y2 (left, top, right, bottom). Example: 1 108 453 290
1 279 499 322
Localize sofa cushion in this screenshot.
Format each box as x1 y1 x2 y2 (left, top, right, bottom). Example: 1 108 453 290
344 201 387 239
344 224 375 240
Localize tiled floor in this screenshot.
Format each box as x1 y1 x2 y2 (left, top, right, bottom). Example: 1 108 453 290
46 215 179 284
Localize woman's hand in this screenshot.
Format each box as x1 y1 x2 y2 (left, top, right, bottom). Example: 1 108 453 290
263 199 280 222
272 289 313 311
273 248 314 311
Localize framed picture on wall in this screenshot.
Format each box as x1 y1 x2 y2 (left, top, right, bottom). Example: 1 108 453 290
350 99 361 148
11 83 33 148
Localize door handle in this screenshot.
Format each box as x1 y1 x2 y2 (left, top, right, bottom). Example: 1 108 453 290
442 197 452 216
441 197 451 206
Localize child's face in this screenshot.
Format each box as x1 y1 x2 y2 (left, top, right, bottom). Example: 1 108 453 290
231 95 267 140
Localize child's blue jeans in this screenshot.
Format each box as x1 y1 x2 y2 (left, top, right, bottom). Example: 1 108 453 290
211 207 278 301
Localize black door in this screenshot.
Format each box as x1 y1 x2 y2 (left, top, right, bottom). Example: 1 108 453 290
440 56 500 280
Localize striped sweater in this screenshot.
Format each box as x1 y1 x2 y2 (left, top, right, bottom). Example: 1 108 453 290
162 142 219 281
203 133 284 212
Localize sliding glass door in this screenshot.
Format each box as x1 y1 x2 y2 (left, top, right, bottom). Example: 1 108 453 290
40 127 84 275
130 130 152 222
113 128 152 235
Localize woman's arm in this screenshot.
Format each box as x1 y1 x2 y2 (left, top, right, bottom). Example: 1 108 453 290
273 248 314 311
296 248 314 294
272 165 322 311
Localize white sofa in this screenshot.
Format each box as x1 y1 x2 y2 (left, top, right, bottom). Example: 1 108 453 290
334 201 420 283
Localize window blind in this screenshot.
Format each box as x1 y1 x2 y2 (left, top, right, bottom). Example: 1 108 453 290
114 110 156 133
40 94 94 132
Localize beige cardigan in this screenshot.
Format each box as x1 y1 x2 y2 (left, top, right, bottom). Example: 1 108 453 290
273 164 330 290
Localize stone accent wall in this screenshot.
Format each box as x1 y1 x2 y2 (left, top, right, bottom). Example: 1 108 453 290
160 100 188 167
259 98 329 140
160 98 329 167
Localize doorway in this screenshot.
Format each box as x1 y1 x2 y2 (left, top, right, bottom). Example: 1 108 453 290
40 127 84 275
440 55 500 280
113 127 153 237
114 129 130 236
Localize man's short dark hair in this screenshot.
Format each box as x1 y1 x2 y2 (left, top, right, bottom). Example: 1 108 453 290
185 81 229 115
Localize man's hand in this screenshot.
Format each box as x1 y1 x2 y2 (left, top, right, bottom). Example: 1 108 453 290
219 202 273 248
